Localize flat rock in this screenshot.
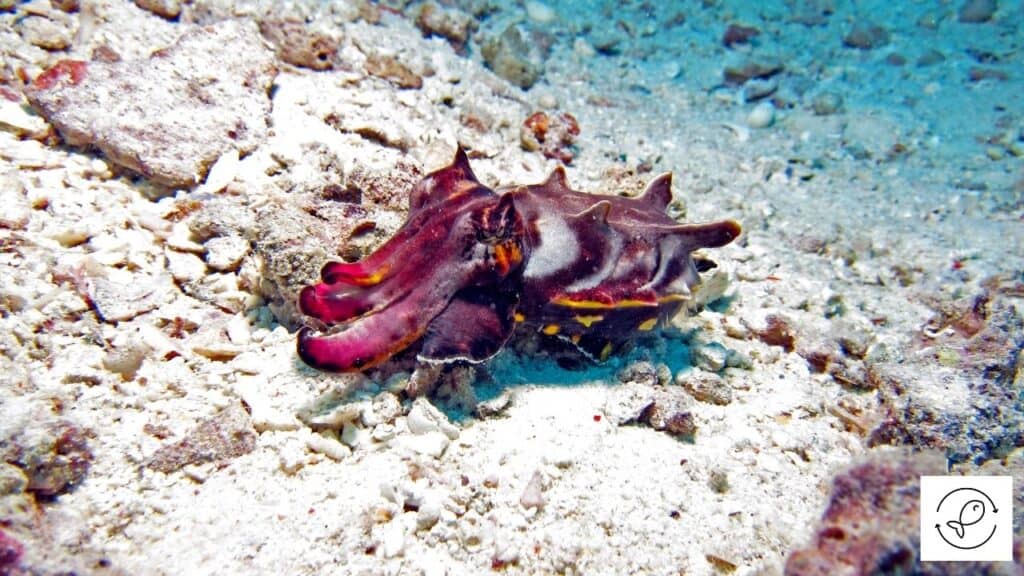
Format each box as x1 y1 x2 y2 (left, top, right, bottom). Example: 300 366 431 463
25 20 277 188
146 404 257 473
88 274 169 323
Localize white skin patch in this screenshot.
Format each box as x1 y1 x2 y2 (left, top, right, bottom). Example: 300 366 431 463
565 233 622 292
523 217 579 279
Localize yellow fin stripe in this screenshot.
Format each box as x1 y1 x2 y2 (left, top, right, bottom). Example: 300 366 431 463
542 324 560 335
551 297 658 310
638 318 658 331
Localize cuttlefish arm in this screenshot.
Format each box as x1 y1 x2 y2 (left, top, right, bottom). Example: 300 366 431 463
298 189 525 372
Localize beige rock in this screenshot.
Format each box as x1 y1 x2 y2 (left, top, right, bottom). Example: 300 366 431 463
25 20 277 187
18 15 73 50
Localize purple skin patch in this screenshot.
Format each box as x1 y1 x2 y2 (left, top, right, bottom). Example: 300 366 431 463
297 147 741 372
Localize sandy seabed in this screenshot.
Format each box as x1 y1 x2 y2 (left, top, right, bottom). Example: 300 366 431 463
0 0 1022 574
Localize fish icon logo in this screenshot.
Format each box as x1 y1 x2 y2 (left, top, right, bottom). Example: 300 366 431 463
945 499 985 539
934 488 998 550
920 475 1012 561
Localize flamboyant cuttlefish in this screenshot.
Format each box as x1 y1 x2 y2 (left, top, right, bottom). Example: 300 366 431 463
297 148 741 372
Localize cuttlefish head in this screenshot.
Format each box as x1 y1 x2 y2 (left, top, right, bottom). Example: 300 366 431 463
297 149 526 372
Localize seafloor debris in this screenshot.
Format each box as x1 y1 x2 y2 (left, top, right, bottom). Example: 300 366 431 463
25 20 276 188
364 53 423 89
259 17 338 70
842 20 890 50
481 24 542 89
605 383 698 440
1 420 92 498
722 23 759 48
0 529 23 574
146 403 257 474
17 14 73 51
958 0 998 23
723 58 783 85
869 286 1023 464
134 0 181 20
520 110 580 164
415 2 476 53
749 314 796 352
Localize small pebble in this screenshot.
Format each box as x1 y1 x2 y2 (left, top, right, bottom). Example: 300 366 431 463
416 495 442 530
917 12 941 29
306 433 350 461
916 49 945 67
381 521 405 558
746 101 775 129
842 21 890 50
18 16 72 51
135 0 182 19
691 343 728 373
573 38 596 58
811 92 843 116
204 235 249 272
958 0 997 23
742 77 778 102
524 1 557 24
678 371 733 406
197 149 239 194
406 398 460 439
520 470 545 510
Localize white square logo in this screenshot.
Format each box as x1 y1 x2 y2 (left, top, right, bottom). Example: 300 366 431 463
920 475 1013 561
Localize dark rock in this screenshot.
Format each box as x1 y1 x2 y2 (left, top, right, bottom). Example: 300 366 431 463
722 24 760 48
0 529 23 574
968 67 1009 82
147 404 257 473
958 0 998 23
1 420 92 498
25 20 277 188
752 314 796 351
723 58 783 85
842 21 890 50
617 361 659 387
